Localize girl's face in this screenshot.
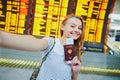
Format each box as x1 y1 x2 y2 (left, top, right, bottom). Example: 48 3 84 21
61 17 83 40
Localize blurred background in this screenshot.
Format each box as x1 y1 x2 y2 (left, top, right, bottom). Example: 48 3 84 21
0 0 120 80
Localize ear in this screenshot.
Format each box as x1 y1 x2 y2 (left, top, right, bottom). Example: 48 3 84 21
60 24 64 30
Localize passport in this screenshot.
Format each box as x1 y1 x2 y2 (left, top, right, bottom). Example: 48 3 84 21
64 44 75 61
64 38 75 62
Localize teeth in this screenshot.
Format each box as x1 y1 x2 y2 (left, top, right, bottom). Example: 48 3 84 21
72 34 78 37
71 31 79 36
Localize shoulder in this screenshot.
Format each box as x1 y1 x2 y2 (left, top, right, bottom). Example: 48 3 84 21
42 37 55 47
41 37 56 53
42 37 54 41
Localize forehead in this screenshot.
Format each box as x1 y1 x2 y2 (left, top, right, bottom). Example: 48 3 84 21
66 17 82 26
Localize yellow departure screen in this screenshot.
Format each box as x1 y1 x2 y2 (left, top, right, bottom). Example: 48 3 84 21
0 0 109 40
0 0 5 30
75 0 108 43
0 0 28 34
32 0 69 37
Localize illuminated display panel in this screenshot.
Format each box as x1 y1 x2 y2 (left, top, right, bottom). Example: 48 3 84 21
0 0 110 39
0 0 28 34
32 0 109 42
0 0 112 52
0 0 5 30
32 0 68 38
75 0 108 43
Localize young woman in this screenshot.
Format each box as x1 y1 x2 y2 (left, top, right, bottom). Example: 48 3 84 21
0 14 85 80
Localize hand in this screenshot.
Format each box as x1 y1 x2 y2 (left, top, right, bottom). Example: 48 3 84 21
71 56 81 74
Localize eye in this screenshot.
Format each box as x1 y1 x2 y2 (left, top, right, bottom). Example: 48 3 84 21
71 25 75 28
78 27 82 30
78 26 83 30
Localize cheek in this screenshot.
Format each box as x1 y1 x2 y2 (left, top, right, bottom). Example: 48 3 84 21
80 30 82 35
63 30 70 36
79 30 82 34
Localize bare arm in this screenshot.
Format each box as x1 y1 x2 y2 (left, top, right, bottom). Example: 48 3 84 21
72 56 81 80
0 31 48 51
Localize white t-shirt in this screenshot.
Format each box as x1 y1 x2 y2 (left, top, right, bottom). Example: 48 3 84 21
36 37 72 80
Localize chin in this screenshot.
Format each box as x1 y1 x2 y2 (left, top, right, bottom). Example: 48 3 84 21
72 37 78 40
73 38 78 40
68 36 79 40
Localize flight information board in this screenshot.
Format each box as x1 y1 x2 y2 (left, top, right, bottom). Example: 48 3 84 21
32 0 68 38
74 0 110 52
75 0 109 43
0 0 28 34
32 0 110 41
0 0 110 39
0 0 113 52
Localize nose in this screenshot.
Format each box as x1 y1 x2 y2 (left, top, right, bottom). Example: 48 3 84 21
74 28 81 34
75 28 81 33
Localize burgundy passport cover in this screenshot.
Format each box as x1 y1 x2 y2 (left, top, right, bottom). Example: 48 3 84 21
64 44 75 61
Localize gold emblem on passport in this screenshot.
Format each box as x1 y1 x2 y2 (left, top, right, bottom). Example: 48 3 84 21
68 49 72 54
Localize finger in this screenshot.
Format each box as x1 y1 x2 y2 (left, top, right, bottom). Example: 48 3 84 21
72 56 80 62
72 60 81 66
72 56 78 62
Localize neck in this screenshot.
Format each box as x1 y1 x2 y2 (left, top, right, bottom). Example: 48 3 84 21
60 37 66 45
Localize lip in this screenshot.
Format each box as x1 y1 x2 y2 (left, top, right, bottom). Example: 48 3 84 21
69 32 80 39
70 31 80 36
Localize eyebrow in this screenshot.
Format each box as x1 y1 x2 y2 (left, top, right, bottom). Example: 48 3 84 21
70 23 82 27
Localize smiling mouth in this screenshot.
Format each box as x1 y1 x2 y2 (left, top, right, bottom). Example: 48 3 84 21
70 31 80 37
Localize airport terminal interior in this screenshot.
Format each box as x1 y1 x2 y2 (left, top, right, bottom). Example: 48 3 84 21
0 0 120 80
